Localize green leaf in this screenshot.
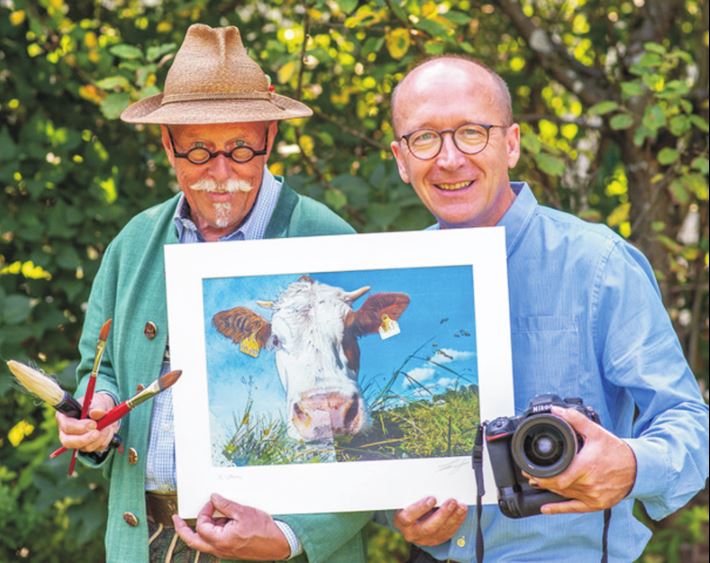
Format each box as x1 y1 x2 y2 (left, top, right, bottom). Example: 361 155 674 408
642 104 666 131
657 147 679 165
335 0 359 13
690 157 709 174
146 43 176 62
56 246 81 270
685 174 709 199
669 179 690 205
324 188 347 210
109 44 143 60
668 115 691 136
534 153 565 176
0 126 18 162
99 93 131 120
621 81 645 98
610 113 634 130
366 203 401 229
689 115 709 133
588 101 619 116
443 11 472 25
521 133 541 155
416 18 450 39
643 42 666 55
2 295 32 325
95 76 130 90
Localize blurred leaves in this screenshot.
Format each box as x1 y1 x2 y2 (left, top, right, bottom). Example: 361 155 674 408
0 0 707 561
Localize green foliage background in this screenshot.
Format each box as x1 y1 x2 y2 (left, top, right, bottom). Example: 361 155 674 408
0 0 707 561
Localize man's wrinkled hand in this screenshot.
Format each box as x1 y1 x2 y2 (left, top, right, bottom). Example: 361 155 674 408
173 494 291 560
393 496 467 546
56 392 118 453
527 406 637 515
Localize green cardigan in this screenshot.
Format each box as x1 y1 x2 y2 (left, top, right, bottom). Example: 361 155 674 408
76 184 371 563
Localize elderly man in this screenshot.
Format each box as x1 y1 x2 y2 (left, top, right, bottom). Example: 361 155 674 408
385 56 709 562
55 24 370 563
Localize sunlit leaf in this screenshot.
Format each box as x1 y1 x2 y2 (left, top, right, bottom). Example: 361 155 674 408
535 153 565 176
109 44 143 60
588 101 619 115
95 76 130 90
386 28 410 60
658 147 679 165
690 157 709 174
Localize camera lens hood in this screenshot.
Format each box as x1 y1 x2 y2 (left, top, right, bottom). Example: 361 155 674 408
510 413 578 478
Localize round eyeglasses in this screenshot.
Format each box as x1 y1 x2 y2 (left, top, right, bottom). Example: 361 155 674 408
399 122 509 160
168 128 269 165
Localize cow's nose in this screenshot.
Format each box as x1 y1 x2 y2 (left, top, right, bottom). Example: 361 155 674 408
291 391 364 441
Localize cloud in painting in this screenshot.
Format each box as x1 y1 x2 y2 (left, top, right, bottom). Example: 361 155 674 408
404 366 436 387
431 348 475 364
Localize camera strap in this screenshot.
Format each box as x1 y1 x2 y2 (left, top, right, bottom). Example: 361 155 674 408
472 423 486 563
471 422 612 563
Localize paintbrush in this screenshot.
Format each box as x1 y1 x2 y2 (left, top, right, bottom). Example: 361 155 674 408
49 369 182 459
67 318 112 475
6 360 122 450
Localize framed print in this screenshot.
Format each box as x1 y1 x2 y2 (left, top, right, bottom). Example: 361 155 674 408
165 228 514 517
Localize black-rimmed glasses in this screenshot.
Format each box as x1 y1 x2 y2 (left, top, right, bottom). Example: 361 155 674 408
399 123 509 160
168 128 269 165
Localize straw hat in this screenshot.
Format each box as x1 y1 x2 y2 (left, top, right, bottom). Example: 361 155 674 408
120 24 312 125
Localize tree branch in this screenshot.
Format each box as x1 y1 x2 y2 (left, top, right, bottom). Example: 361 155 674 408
495 0 610 106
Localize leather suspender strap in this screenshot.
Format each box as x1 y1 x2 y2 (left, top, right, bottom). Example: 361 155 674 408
601 508 611 563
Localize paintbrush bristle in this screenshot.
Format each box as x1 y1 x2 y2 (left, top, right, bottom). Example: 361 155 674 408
7 360 64 405
98 318 112 342
158 369 182 391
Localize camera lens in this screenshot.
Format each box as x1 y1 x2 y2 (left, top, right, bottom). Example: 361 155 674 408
510 414 578 478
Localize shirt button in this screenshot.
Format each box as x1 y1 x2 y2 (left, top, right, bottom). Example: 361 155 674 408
456 536 466 548
128 448 138 465
144 321 157 340
123 512 139 527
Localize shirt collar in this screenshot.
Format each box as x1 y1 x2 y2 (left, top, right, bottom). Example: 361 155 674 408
172 167 280 243
426 182 538 257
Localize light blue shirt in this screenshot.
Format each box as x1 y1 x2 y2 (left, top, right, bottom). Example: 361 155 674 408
402 182 709 562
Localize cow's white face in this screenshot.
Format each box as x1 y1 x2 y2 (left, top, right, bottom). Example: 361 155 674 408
270 280 365 441
212 276 410 443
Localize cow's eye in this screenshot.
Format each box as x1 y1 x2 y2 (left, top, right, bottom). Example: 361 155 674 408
271 334 282 349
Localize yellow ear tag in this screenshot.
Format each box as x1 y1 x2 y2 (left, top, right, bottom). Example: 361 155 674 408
240 333 261 358
378 314 400 340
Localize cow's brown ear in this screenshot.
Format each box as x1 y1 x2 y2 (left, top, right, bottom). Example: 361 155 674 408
351 293 410 336
212 307 272 346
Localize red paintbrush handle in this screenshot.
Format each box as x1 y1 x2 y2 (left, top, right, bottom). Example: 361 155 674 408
79 377 98 419
49 401 130 459
95 401 130 429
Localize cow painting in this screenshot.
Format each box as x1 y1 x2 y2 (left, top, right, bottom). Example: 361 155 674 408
212 276 410 442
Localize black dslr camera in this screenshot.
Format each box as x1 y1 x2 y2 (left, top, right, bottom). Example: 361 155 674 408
485 393 600 518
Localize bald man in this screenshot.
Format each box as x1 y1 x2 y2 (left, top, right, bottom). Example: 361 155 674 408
383 56 708 563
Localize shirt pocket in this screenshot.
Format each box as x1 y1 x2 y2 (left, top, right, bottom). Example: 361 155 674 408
510 316 580 410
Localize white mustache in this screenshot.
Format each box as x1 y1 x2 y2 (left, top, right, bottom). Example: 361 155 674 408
189 178 254 193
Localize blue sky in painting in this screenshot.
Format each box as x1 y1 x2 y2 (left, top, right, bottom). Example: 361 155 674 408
202 265 478 456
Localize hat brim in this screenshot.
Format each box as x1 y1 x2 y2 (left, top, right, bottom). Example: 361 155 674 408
120 93 313 124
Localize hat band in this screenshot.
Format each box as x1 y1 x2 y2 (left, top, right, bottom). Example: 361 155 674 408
161 91 272 105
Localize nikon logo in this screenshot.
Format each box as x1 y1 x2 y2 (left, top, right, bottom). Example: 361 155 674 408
531 404 550 413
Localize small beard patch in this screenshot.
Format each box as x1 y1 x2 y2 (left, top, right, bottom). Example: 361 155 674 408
214 202 232 228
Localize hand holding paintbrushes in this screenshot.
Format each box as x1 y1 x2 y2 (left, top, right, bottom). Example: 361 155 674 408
66 318 112 475
49 369 182 459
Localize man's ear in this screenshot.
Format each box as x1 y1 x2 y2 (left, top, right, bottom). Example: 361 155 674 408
160 125 176 167
506 123 521 169
264 120 278 161
390 140 411 184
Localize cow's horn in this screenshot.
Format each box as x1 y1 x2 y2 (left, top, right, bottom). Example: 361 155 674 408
256 300 274 309
344 286 370 303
